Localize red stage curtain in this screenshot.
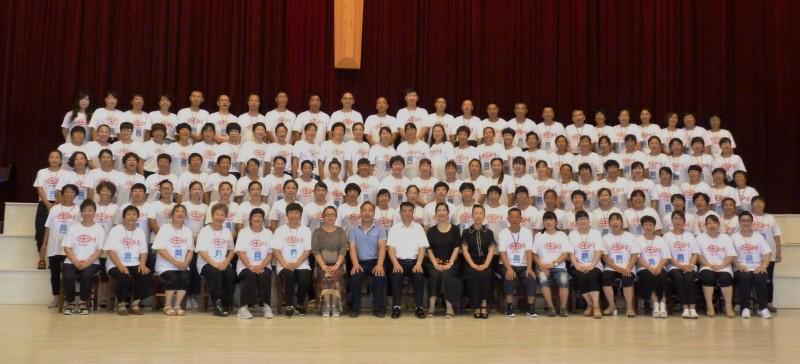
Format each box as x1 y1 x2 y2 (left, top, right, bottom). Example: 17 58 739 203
1 0 798 212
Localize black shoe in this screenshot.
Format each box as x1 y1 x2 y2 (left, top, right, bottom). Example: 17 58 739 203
415 307 426 319
391 306 401 319
285 306 295 318
349 311 360 318
560 309 568 317
506 304 515 317
527 306 538 317
373 311 385 318
295 306 306 316
213 299 226 317
547 308 556 317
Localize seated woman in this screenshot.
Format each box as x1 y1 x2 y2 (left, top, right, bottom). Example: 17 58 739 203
196 203 236 317
105 205 151 315
41 183 80 309
532 211 571 317
697 214 737 318
732 211 772 319
61 199 105 315
461 204 496 319
600 212 639 318
272 202 313 318
568 210 604 319
311 206 348 318
153 204 194 316
635 216 671 319
425 202 462 318
664 211 701 319
235 208 275 319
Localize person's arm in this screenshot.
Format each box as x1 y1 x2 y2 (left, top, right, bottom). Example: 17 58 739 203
624 253 638 275
272 250 291 271
348 239 362 274
137 250 150 274
317 160 326 180
107 250 129 275
754 252 772 274
733 255 749 273
775 235 782 263
413 246 426 273
446 245 460 270
500 252 516 280
525 250 535 277
602 253 621 273
388 246 403 273
427 248 440 270
461 242 479 269
36 187 53 209
375 238 387 276
158 249 186 270
148 218 159 235
291 157 299 178
480 245 496 270
553 252 569 267
39 228 50 262
203 192 211 205
717 255 735 272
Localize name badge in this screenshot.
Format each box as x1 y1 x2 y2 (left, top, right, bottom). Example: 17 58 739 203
174 249 182 259
624 166 631 175
136 128 142 137
673 173 680 181
687 200 695 209
397 194 405 202
535 196 543 206
123 252 132 263
109 127 116 135
649 170 657 180
482 160 490 170
528 165 536 174
215 250 223 259
232 161 239 170
581 251 589 262
191 126 198 133
745 254 754 264
664 204 673 213
513 255 521 264
545 141 551 149
181 158 187 167
334 200 340 207
277 194 284 201
648 258 655 266
254 250 263 261
59 223 68 234
406 156 415 165
634 225 643 235
715 205 724 215
225 221 232 230
612 196 619 205
516 137 525 148
456 164 463 174
385 163 391 172
447 197 454 204
290 248 298 259
676 253 685 262
602 228 609 235
615 254 624 264
78 188 86 200
208 161 216 170
48 190 57 201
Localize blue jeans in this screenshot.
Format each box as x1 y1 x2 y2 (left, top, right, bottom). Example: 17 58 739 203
537 268 569 288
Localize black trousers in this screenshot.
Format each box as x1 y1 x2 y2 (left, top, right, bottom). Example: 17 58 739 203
239 268 272 306
465 263 493 308
571 267 602 294
160 270 191 291
668 269 697 305
48 255 66 295
767 261 776 303
200 264 236 305
279 269 312 307
108 266 151 302
189 254 201 295
35 201 52 251
424 261 462 308
61 263 100 302
735 271 769 310
637 269 667 300
700 270 733 287
350 259 387 313
601 270 635 287
391 259 425 308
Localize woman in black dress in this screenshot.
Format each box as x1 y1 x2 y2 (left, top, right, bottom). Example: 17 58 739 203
425 203 462 318
461 204 496 319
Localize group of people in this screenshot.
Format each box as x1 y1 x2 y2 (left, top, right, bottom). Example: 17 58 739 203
33 88 781 320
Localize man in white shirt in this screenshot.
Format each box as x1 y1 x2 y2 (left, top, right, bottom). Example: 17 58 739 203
176 90 209 141
387 202 429 319
498 208 536 317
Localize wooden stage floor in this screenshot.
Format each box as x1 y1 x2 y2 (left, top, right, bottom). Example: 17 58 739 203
0 305 795 363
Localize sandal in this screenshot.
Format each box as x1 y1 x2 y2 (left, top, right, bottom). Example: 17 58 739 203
175 308 186 316
445 312 454 319
426 311 434 319
37 259 46 270
164 306 176 316
130 304 143 315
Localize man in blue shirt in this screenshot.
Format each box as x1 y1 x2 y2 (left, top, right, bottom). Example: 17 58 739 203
348 201 388 318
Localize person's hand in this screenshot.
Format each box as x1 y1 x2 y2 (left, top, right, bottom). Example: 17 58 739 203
540 263 552 271
393 263 403 274
445 262 454 270
138 265 150 275
120 266 130 275
216 262 228 271
351 263 363 275
284 262 296 271
526 268 535 278
622 268 632 277
776 251 782 263
469 262 481 271
373 264 385 277
649 267 660 276
753 266 766 274
412 264 423 273
540 267 550 277
681 264 693 273
505 268 517 281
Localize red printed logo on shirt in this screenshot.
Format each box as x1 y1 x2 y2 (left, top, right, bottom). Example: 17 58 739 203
544 242 561 252
739 243 758 253
76 234 95 246
705 244 722 254
170 236 186 246
249 239 264 248
577 241 593 250
672 241 688 250
213 238 228 247
121 237 138 248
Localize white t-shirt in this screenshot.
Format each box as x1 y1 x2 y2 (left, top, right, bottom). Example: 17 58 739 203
396 107 429 131
263 174 291 206
122 110 151 142
292 140 322 176
204 173 237 202
33 168 66 202
612 124 642 153
234 227 274 274
294 110 330 145
217 142 242 173
238 141 269 174
712 154 747 180
481 118 508 144
189 141 219 173
177 170 207 198
176 108 210 135
346 174 381 204
323 178 346 208
345 140 371 169
574 152 604 178
208 112 238 136
643 153 670 182
483 204 509 241
235 201 271 230
696 232 737 274
62 111 89 143
319 140 349 180
751 213 782 262
113 172 145 206
294 177 317 206
89 108 124 137
44 204 81 257
301 200 335 231
141 139 170 173
165 142 193 176
61 223 106 265
680 181 712 213
452 146 479 180
271 224 312 272
536 121 566 153
635 235 671 271
146 200 175 230
651 183 682 217
591 207 626 236
104 225 148 271
663 231 700 271
152 223 195 274
335 202 362 234
731 232 772 272
237 112 265 143
666 154 694 185
148 111 178 140
498 227 533 267
265 109 297 135
57 142 86 171
368 143 397 181
475 143 506 176
56 170 94 205
568 229 605 270
266 142 293 174
94 203 119 236
707 129 736 157
639 124 662 153
364 114 399 144
144 172 178 202
448 115 482 140
235 175 268 201
379 175 410 208
195 225 234 271
601 231 640 271
329 109 364 142
204 201 239 231
508 118 538 149
374 206 397 232
532 230 570 269
396 140 430 179
622 207 663 236
114 203 151 243
183 201 208 237
423 201 456 226
387 222 429 260
533 208 566 231
599 177 630 210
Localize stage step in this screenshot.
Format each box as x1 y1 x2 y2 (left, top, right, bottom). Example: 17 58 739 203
2 202 37 235
776 214 800 244
0 269 52 304
0 234 38 270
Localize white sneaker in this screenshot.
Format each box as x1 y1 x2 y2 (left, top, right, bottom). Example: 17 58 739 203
263 304 274 319
689 308 699 319
652 307 660 318
332 306 340 318
186 296 197 310
48 297 59 309
237 306 253 319
741 308 751 319
659 302 668 318
322 308 330 318
758 308 772 319
681 308 690 318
